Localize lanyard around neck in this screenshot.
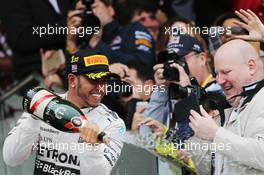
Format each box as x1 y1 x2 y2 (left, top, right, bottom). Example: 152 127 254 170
201 74 213 88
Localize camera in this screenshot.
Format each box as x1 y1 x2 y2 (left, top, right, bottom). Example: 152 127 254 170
229 26 248 35
76 0 100 47
168 82 202 100
157 50 189 81
80 0 100 29
169 77 227 121
166 79 227 141
168 77 203 100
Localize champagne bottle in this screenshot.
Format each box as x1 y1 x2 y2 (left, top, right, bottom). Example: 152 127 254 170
22 87 106 141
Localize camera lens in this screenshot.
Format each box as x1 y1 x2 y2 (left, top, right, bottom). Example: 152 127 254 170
168 83 191 99
163 66 180 81
163 60 180 81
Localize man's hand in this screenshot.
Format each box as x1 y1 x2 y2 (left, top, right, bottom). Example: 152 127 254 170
169 63 191 87
177 149 190 164
189 106 219 141
40 49 56 61
153 63 191 88
153 64 169 87
75 0 86 11
92 0 114 26
44 73 63 89
139 118 166 138
131 107 145 131
40 49 64 88
109 63 129 78
80 123 109 144
66 10 83 51
229 9 264 42
40 49 56 77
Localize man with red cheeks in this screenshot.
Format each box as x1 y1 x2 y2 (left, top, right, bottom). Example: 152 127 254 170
189 39 264 175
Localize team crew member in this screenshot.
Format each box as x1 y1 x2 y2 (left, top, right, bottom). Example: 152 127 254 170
3 49 126 175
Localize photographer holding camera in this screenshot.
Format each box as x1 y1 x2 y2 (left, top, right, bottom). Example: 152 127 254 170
66 0 156 70
139 34 226 175
145 34 223 140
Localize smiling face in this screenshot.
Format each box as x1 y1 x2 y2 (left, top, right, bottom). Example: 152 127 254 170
77 76 107 107
214 56 246 106
69 74 107 108
214 40 259 107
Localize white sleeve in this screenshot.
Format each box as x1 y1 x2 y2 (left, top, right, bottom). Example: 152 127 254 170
2 112 41 166
214 127 264 170
79 120 126 175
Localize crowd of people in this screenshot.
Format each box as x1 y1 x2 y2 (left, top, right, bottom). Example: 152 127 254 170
1 0 264 175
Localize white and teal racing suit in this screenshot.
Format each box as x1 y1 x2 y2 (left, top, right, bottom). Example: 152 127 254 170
3 93 126 175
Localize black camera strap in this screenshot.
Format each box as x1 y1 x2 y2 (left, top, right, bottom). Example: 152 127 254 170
229 79 264 108
167 91 176 129
241 79 264 107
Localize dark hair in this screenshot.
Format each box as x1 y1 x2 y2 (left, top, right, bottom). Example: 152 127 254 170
114 0 159 25
126 61 154 81
213 12 243 26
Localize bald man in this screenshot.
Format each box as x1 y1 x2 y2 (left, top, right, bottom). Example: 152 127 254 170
189 39 264 175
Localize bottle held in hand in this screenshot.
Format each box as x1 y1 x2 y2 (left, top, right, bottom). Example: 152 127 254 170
23 87 108 142
22 87 88 132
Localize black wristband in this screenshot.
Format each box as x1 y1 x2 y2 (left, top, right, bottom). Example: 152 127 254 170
97 132 106 141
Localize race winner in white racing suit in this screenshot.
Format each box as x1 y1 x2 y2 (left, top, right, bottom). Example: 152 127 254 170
3 93 126 175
